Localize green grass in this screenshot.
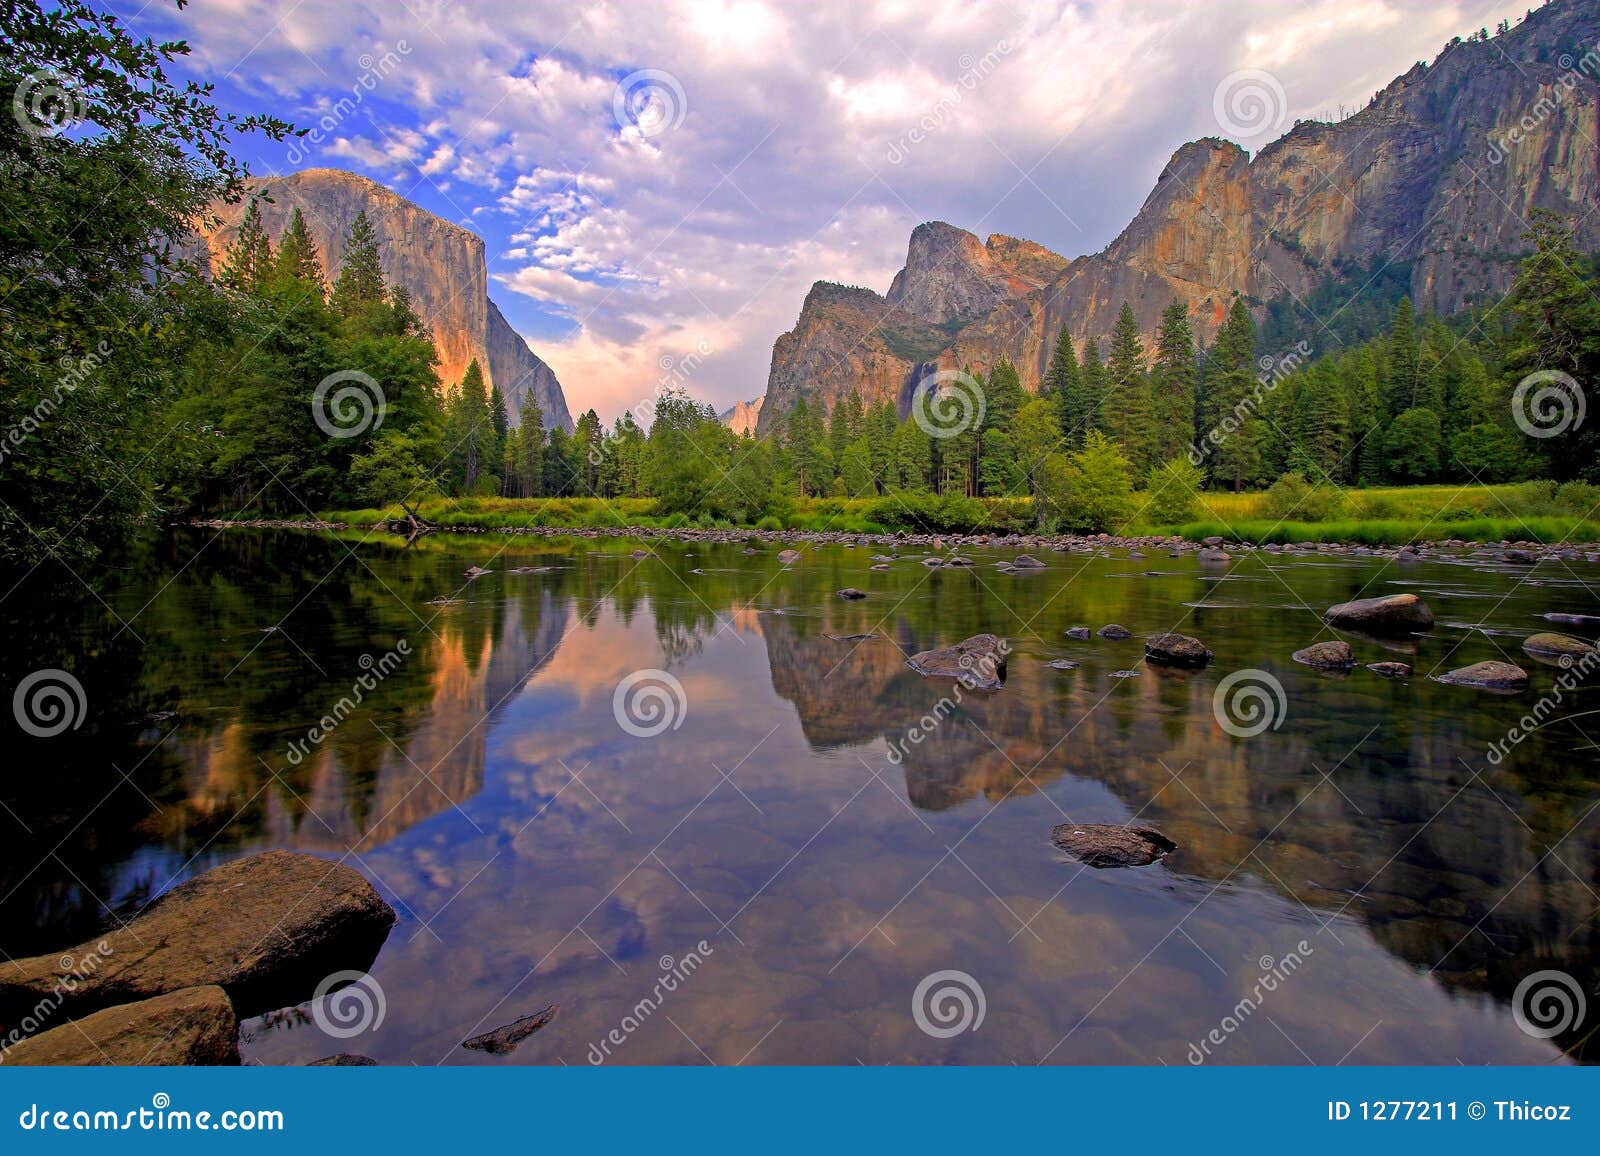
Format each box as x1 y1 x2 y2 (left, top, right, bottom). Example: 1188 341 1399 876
1166 516 1600 546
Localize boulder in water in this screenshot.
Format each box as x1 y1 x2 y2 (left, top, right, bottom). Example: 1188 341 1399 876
1051 824 1175 869
905 634 1008 691
2 986 238 1066
1435 661 1529 692
1292 640 1357 670
1097 624 1133 640
1144 633 1213 668
1323 592 1434 634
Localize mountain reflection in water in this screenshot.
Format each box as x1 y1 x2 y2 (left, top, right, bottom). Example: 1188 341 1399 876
2 530 1596 1064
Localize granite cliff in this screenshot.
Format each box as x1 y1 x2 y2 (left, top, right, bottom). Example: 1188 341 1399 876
757 0 1600 433
190 169 573 431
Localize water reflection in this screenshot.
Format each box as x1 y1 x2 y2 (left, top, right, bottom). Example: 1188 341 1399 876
1 531 1596 1063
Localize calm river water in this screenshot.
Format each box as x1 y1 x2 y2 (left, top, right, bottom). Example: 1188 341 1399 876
3 530 1597 1064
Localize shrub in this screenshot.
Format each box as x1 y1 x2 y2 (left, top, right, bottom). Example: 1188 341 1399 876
1143 456 1204 524
1261 472 1348 521
755 515 783 531
1035 432 1135 533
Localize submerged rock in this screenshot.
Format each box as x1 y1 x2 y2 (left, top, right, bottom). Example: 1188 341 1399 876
1292 640 1358 670
461 1005 558 1055
1096 624 1132 640
1522 632 1597 662
1065 626 1092 641
1046 659 1080 671
777 549 802 565
836 587 867 600
463 565 491 579
1011 554 1046 569
1366 661 1413 678
1323 592 1434 634
3 986 238 1066
1144 632 1213 668
309 1053 379 1066
1544 612 1600 627
1435 661 1529 692
905 633 1007 691
1051 824 1175 869
0 851 395 1026
1196 547 1231 565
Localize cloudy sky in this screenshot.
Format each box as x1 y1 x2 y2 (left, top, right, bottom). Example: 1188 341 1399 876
113 0 1531 421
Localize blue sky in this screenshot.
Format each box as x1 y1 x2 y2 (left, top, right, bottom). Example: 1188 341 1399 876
110 0 1532 422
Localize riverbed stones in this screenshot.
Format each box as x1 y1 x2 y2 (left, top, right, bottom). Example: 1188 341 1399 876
1144 633 1213 668
905 633 1007 691
0 851 396 1026
1322 592 1434 634
3 986 239 1066
1521 632 1597 662
1292 640 1358 670
1367 661 1413 678
837 588 867 600
1046 659 1080 671
1051 824 1175 869
1011 554 1046 569
1097 624 1132 640
1196 547 1231 564
1435 660 1529 692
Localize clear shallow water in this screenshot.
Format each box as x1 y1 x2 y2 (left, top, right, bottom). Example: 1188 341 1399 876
3 530 1598 1064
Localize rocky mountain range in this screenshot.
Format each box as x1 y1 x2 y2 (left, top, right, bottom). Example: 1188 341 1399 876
755 0 1600 435
189 169 573 431
718 396 765 436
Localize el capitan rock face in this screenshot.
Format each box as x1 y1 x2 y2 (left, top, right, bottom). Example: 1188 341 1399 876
757 0 1600 428
190 169 573 431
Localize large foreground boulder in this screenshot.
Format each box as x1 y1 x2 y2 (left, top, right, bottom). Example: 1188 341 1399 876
1522 632 1597 663
1052 824 1175 869
1323 592 1434 634
1144 633 1213 668
905 634 1007 691
3 986 238 1066
0 851 395 1028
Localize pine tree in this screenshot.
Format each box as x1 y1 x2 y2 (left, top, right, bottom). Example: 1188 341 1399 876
449 359 493 494
1102 302 1151 470
518 395 545 496
1078 337 1107 440
1382 297 1418 417
1204 298 1261 491
219 200 274 294
273 208 325 294
330 210 387 319
1042 326 1085 446
1150 300 1197 466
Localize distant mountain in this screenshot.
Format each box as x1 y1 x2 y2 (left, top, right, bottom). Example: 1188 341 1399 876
756 0 1600 434
189 169 573 431
718 396 764 435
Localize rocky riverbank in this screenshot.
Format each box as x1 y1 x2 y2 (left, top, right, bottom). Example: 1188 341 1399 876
190 519 1600 564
